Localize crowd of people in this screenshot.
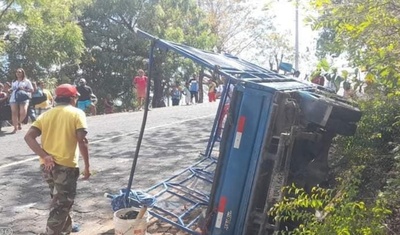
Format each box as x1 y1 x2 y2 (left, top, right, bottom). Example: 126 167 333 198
0 68 232 134
0 68 98 134
165 74 224 106
0 67 234 234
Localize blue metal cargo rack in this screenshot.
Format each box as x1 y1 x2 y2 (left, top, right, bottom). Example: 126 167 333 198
136 28 360 235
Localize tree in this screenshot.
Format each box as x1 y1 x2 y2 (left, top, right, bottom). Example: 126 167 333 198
197 0 275 55
78 0 217 109
309 0 400 91
0 0 91 82
252 31 294 72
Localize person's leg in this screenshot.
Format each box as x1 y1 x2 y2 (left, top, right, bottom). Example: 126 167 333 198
138 96 146 110
24 105 35 123
186 95 190 105
140 97 145 109
18 102 28 126
41 165 55 199
217 104 230 138
45 165 79 235
195 92 199 103
190 91 195 103
90 103 96 116
136 89 144 110
10 103 19 133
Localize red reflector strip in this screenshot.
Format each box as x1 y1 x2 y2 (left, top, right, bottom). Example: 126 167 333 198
215 196 227 229
234 116 245 149
218 196 227 212
237 116 246 133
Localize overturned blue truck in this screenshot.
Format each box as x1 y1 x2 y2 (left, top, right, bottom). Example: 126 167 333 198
131 29 362 235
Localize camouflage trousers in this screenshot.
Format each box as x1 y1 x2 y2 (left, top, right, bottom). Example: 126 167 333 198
40 164 79 235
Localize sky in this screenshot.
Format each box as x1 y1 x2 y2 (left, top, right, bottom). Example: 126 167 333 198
270 0 319 74
270 0 352 75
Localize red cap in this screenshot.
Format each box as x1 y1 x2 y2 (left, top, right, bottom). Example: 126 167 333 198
55 84 80 98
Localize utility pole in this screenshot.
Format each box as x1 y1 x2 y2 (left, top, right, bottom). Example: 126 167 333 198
295 0 299 71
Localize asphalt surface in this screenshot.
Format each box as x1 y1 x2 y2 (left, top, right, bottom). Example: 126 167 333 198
0 102 219 234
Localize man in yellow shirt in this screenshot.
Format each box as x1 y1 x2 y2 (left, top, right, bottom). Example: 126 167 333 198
35 80 54 115
24 84 90 235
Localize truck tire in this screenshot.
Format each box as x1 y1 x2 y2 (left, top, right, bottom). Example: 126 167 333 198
294 91 362 124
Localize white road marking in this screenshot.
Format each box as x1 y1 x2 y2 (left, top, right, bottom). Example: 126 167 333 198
0 114 214 170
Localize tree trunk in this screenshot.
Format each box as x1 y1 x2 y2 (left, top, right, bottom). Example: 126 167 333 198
275 54 279 71
199 69 204 103
151 56 166 108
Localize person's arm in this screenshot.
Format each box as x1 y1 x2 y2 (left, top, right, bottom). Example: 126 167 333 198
104 99 111 108
0 92 7 102
47 91 54 106
76 129 90 179
24 126 55 171
132 77 137 88
25 80 34 93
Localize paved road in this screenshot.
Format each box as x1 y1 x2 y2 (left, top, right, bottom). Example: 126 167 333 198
0 102 219 234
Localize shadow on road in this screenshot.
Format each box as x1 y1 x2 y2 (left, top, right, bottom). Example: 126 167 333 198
0 117 214 234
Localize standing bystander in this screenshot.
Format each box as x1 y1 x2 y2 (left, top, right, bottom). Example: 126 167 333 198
132 69 148 111
0 83 9 131
208 79 217 102
24 83 90 235
35 80 54 116
170 83 182 106
9 68 33 133
188 75 199 104
76 78 96 116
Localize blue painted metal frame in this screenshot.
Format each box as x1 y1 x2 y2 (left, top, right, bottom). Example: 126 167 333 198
207 84 276 234
145 157 217 234
134 28 317 234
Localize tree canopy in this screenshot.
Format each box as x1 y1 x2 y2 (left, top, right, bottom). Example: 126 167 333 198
309 0 400 91
0 0 91 79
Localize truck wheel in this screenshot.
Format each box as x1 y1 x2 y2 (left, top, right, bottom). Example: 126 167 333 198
294 91 362 124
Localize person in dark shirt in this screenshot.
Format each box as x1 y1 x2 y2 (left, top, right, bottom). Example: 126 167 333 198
76 78 96 116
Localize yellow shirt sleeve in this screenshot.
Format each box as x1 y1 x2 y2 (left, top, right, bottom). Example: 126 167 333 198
32 115 43 131
76 109 88 130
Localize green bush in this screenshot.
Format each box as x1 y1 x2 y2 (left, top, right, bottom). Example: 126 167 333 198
270 184 391 235
271 91 400 234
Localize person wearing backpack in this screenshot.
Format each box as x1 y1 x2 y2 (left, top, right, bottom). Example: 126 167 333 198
35 80 54 116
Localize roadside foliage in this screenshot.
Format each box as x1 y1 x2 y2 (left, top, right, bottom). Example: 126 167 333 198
271 0 400 234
